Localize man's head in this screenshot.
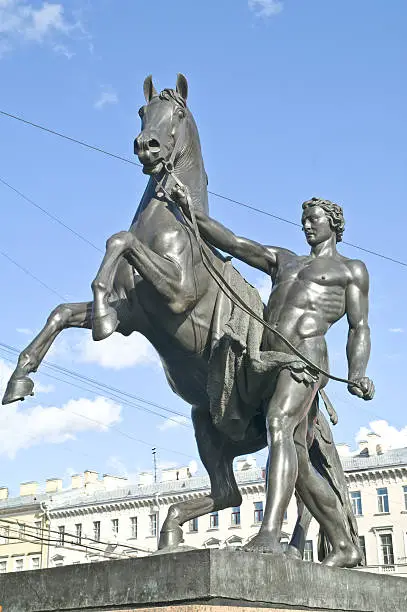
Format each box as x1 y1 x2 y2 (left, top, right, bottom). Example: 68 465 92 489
301 197 345 246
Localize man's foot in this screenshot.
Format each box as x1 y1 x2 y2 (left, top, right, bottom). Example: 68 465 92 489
322 544 362 568
243 532 284 554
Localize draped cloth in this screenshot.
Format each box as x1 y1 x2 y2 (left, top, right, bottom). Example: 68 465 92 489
207 260 311 441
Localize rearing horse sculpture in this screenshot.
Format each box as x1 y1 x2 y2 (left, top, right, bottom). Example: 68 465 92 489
3 75 355 559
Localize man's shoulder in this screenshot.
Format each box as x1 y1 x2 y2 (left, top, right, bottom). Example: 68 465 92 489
342 257 369 286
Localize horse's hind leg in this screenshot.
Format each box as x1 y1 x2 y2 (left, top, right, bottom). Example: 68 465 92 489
2 301 92 405
158 404 242 550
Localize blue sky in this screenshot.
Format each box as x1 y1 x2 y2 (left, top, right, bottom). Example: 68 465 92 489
0 0 406 494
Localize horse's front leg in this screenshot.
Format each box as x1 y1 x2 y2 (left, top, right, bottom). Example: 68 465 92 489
92 230 202 340
2 302 92 405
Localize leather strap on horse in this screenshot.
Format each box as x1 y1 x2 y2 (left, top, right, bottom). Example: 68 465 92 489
150 134 363 400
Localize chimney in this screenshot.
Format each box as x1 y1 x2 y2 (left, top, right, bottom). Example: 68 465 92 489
0 487 8 500
46 478 63 493
103 475 128 491
84 470 99 485
20 482 38 496
71 474 84 489
358 440 368 455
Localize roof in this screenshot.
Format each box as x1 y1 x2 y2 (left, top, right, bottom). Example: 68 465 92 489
341 446 407 472
46 468 265 513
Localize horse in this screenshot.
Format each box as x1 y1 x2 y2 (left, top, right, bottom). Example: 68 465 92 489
3 74 352 558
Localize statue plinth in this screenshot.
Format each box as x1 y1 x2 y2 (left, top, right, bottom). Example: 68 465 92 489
0 549 406 612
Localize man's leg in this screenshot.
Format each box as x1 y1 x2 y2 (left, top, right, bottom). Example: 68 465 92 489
294 418 362 567
244 369 318 553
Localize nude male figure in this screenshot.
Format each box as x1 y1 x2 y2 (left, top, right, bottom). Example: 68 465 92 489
173 191 375 567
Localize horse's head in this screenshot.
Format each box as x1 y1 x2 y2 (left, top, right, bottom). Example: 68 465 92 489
135 74 189 175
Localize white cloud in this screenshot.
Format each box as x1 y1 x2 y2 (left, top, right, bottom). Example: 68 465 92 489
75 331 159 370
94 86 119 110
0 1 81 56
389 328 404 333
356 420 407 452
158 414 189 431
16 327 33 335
248 0 283 18
0 395 122 459
254 275 271 303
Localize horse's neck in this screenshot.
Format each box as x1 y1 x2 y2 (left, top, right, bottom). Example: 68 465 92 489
131 120 208 228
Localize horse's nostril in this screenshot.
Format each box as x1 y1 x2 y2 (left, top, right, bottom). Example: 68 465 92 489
148 139 160 152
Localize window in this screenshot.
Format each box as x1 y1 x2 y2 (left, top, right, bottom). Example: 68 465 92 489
75 523 82 545
351 491 363 516
149 514 157 537
303 540 314 562
0 560 7 573
380 534 394 566
130 517 138 539
15 558 24 572
189 517 198 532
283 509 288 521
35 521 42 538
359 535 366 564
57 526 65 546
1 526 9 544
403 485 407 511
112 519 119 536
254 501 263 523
209 512 219 529
93 521 100 542
18 524 25 540
231 506 241 526
377 487 389 513
31 557 40 571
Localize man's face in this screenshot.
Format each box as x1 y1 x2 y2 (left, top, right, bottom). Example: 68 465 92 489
301 205 335 246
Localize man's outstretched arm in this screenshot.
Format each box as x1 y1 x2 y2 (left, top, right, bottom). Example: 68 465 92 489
172 184 287 273
345 260 374 400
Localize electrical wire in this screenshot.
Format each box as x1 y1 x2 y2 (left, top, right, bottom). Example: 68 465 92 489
0 354 195 461
1 109 406 268
0 518 150 556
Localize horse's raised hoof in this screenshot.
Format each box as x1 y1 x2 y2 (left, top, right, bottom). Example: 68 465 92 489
158 525 184 550
2 375 34 405
92 309 118 341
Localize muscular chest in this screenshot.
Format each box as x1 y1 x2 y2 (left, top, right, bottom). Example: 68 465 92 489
277 256 349 288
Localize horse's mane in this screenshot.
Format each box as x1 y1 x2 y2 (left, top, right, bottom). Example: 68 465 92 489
159 89 187 109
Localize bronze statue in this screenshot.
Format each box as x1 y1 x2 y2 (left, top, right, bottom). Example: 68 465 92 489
2 75 371 567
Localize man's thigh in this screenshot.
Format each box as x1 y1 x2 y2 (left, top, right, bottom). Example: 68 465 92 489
265 368 319 428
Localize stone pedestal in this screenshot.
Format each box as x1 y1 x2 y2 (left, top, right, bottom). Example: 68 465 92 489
0 549 406 611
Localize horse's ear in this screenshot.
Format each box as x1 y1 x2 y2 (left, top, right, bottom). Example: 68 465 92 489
176 73 188 102
143 75 158 102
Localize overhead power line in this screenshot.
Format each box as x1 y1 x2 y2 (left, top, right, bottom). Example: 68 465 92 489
0 342 190 422
0 177 102 253
1 108 406 268
0 250 67 300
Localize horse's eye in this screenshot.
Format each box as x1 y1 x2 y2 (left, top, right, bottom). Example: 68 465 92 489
177 109 185 119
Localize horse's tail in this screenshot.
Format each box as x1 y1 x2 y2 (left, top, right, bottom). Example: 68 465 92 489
310 404 362 564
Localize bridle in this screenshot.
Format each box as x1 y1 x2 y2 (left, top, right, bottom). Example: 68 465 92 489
146 102 364 402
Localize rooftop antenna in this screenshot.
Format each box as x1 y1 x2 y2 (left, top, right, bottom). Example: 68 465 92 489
152 447 157 484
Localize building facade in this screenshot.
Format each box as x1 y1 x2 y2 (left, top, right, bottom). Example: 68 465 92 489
1 435 406 576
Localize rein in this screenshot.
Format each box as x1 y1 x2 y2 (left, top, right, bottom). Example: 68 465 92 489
148 121 363 396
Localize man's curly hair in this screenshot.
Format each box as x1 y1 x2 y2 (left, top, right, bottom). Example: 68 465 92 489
302 197 345 243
